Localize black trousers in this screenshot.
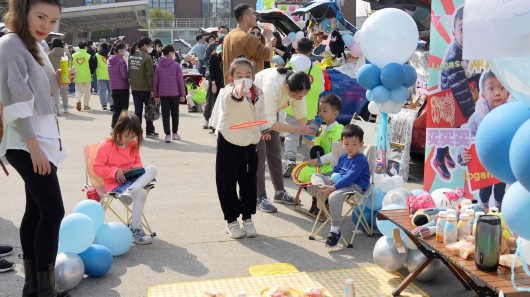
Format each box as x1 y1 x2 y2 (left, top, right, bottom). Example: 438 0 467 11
203 80 222 122
131 90 156 134
5 150 65 271
216 133 258 222
111 89 130 128
160 96 180 135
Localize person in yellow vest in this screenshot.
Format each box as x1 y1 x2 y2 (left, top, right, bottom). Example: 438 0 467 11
95 42 112 111
283 38 325 177
72 41 93 111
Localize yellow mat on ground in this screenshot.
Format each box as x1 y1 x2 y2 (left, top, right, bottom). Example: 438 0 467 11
307 266 429 297
148 266 429 297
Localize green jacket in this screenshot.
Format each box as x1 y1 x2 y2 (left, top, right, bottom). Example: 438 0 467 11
128 48 153 91
71 49 92 83
284 61 324 120
95 52 109 80
297 122 344 183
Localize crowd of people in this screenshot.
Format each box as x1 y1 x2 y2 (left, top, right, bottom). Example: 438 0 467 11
0 0 372 295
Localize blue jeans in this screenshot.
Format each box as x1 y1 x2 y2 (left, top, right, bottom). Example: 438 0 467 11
198 60 205 76
91 74 98 93
98 80 111 107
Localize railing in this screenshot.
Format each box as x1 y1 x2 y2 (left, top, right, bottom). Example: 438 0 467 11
148 18 238 29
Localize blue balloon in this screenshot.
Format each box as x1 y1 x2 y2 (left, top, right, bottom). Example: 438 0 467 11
380 63 406 90
288 32 297 42
79 244 113 277
510 118 530 191
476 102 530 184
95 222 132 256
366 188 386 210
389 86 409 104
370 85 390 104
357 64 381 90
366 90 373 102
352 206 378 232
402 64 417 88
73 200 105 230
342 34 354 47
502 182 530 240
330 172 341 183
376 204 416 249
59 213 96 254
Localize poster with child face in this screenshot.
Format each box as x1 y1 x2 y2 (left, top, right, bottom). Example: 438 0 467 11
424 0 505 202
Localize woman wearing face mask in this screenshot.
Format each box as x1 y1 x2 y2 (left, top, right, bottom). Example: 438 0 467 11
150 39 163 66
204 36 225 133
0 0 74 295
129 37 159 138
153 45 186 143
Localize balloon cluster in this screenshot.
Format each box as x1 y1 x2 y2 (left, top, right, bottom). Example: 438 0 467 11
475 101 530 242
356 8 419 115
357 62 417 115
286 31 305 49
55 199 133 291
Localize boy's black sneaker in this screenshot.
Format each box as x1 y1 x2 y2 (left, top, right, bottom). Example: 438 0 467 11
0 245 13 257
0 258 15 273
325 231 341 247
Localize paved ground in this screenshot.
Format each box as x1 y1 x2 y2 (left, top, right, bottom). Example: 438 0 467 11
0 96 474 296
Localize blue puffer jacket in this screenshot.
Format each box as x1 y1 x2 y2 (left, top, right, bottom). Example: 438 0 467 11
440 42 480 119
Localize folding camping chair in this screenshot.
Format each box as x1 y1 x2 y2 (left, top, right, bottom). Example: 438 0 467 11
308 144 376 248
84 143 156 237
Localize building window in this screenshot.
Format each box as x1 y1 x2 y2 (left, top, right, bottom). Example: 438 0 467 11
149 0 175 13
85 0 116 5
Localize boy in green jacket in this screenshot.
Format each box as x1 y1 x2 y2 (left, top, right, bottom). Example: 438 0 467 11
296 94 343 214
72 41 93 111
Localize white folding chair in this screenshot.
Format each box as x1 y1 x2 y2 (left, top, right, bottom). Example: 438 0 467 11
308 144 376 248
84 143 156 237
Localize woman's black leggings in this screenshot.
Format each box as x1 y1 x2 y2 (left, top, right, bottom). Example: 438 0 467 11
5 149 65 271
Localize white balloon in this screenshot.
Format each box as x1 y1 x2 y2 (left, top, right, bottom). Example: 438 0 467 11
382 188 412 208
295 31 304 40
380 100 395 114
368 101 381 115
360 8 419 67
391 102 403 114
289 54 312 72
353 31 361 43
374 173 385 185
391 175 405 188
377 176 396 193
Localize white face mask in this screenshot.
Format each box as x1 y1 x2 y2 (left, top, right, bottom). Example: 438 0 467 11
147 46 154 54
233 78 253 93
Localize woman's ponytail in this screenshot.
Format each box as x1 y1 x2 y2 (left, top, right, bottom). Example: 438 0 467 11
130 42 138 55
275 66 293 76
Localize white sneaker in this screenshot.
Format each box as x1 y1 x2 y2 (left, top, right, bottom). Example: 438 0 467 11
225 221 244 239
131 227 152 245
242 219 257 238
164 135 171 143
118 189 133 205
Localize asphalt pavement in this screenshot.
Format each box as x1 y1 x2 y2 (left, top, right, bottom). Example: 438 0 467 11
0 95 474 296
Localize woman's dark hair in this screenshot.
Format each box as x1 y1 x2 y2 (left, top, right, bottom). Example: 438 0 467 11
162 44 176 56
276 67 311 92
153 38 162 47
205 35 215 43
272 32 283 46
131 37 152 55
112 111 143 150
78 41 88 49
110 42 126 55
229 57 254 77
4 0 62 65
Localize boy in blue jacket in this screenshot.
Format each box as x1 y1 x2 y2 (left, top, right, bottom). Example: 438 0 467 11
307 124 370 247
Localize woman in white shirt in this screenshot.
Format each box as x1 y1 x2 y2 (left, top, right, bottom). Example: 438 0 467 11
0 0 72 295
253 67 316 213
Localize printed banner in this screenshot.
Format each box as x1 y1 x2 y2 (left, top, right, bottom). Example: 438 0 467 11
425 0 501 199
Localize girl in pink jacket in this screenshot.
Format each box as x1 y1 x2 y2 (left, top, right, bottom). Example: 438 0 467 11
94 112 157 245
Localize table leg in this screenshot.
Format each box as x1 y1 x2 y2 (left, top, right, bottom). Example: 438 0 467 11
392 257 433 296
